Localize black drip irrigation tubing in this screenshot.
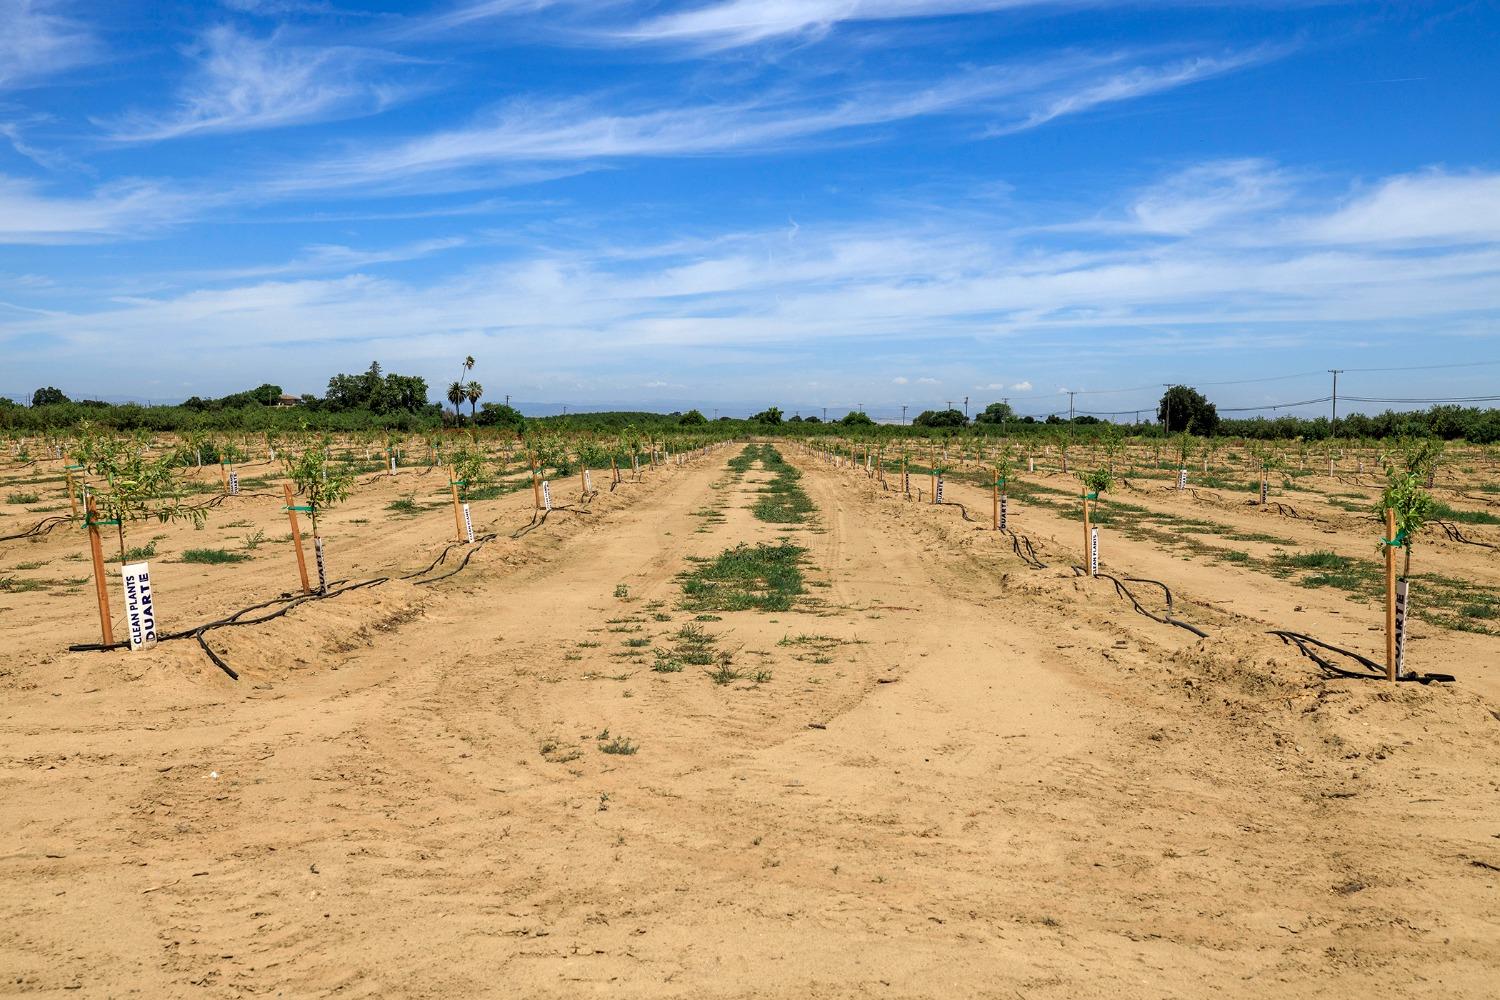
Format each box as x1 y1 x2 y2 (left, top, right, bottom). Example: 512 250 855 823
936 500 977 523
510 497 595 540
1 515 71 543
1458 491 1500 508
1268 630 1455 684
1003 529 1047 569
1434 519 1497 549
1263 501 1312 521
1073 566 1209 638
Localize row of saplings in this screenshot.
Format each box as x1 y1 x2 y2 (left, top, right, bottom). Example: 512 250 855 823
61 431 704 654
818 438 1440 683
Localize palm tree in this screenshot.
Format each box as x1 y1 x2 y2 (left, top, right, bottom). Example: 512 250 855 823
466 381 483 420
447 381 466 422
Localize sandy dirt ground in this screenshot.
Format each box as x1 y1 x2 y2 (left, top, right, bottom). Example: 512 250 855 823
2 442 1498 998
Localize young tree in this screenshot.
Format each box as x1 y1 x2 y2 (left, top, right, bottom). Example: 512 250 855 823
284 438 354 594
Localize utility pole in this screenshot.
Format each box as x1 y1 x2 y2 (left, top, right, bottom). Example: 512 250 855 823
713 408 718 420
1068 391 1076 423
947 400 953 413
822 406 827 422
1328 369 1344 437
504 393 510 406
901 404 908 425
963 396 969 419
1161 384 1173 434
858 402 863 415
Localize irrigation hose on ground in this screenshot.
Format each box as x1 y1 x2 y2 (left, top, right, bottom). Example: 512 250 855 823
1268 630 1456 684
1071 566 1210 638
1434 519 1497 549
0 515 72 544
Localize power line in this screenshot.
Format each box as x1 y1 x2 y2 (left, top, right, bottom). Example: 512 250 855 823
1342 394 1500 404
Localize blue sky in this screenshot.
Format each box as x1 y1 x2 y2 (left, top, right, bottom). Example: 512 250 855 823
1 0 1497 420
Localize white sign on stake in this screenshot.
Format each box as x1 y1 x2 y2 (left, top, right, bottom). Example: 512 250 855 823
1090 527 1099 577
390 455 397 474
462 503 475 543
1000 495 1008 531
229 471 239 495
1029 457 1035 473
1260 479 1269 505
121 561 158 651
542 480 553 511
584 469 593 492
1178 468 1188 490
1395 580 1411 677
935 477 944 503
903 471 911 494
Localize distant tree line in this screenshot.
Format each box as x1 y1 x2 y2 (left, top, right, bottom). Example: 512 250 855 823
7 374 1500 442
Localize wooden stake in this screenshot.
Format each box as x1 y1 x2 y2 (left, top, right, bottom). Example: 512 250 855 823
992 470 999 530
219 463 229 492
85 497 113 646
65 468 79 519
451 482 465 541
282 482 311 595
529 452 541 510
1385 507 1397 682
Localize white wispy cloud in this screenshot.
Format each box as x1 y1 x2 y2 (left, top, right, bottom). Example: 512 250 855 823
0 0 98 90
1011 381 1032 391
276 48 1262 194
181 236 468 281
0 174 212 244
607 1 1089 52
987 48 1274 136
1300 172 1500 246
103 25 411 142
891 376 909 384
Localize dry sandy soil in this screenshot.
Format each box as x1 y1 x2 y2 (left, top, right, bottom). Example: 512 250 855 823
1 442 1498 998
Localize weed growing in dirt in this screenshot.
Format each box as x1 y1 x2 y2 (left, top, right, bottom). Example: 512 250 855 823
614 583 630 599
651 649 685 672
746 445 815 524
386 497 422 516
707 662 744 685
1432 502 1500 526
678 541 807 612
112 541 157 563
0 576 45 593
6 492 40 504
599 735 638 755
181 548 250 564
